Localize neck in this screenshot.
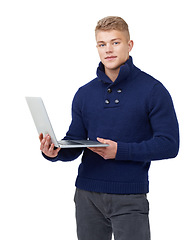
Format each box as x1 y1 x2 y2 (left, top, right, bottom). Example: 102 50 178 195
105 67 120 82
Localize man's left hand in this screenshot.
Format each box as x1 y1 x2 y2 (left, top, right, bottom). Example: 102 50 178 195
88 137 117 160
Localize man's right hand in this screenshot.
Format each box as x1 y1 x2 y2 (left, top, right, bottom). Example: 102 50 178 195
39 133 61 158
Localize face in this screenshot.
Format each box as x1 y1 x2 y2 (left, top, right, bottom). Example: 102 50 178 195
96 30 133 74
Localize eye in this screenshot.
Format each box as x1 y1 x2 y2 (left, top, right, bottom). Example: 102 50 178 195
113 42 120 45
99 43 105 47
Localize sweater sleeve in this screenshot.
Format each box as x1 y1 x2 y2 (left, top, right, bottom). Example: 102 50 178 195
115 83 179 162
42 88 87 162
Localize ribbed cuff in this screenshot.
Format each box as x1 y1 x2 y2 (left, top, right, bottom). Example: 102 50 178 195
115 142 130 161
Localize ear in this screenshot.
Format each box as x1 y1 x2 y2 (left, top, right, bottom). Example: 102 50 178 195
128 40 134 52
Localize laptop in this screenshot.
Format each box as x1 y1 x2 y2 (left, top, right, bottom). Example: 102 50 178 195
25 97 109 148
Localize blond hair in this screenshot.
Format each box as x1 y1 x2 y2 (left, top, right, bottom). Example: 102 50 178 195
95 16 130 40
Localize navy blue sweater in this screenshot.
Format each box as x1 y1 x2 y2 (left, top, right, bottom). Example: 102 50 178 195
43 56 179 194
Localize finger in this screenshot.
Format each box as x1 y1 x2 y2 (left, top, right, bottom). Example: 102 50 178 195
97 137 104 143
39 133 43 142
88 147 95 151
97 137 108 144
88 147 98 151
88 147 101 152
88 147 95 153
88 148 105 156
40 138 45 151
46 135 52 145
44 139 50 149
56 147 61 154
43 136 52 152
49 143 55 153
48 144 60 158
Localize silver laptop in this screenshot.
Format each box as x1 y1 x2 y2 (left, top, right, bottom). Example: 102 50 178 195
25 97 109 148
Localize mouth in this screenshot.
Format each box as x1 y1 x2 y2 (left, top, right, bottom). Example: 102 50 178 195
105 56 117 60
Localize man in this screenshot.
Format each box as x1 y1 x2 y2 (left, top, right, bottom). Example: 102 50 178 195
39 16 179 240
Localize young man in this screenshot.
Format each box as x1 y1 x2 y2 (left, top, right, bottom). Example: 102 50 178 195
39 16 179 240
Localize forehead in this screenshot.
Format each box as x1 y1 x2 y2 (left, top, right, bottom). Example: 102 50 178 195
96 30 128 42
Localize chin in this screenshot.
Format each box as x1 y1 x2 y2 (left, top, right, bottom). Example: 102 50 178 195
103 61 119 69
106 64 122 71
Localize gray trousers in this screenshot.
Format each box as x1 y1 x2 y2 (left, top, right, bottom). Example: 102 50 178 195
74 188 150 240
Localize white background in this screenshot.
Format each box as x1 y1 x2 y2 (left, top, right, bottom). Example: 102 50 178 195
0 0 191 239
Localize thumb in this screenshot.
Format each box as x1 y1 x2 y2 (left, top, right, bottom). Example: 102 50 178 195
97 137 107 144
56 148 61 154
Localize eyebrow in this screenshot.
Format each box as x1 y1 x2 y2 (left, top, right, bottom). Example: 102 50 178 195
97 38 122 44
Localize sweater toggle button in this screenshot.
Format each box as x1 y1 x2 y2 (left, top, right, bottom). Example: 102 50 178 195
107 88 112 93
115 99 120 104
105 99 110 104
117 89 122 93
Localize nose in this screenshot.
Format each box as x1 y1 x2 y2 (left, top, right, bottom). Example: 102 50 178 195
106 43 113 53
